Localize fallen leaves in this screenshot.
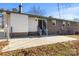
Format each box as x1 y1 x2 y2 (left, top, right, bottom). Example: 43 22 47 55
1 40 79 56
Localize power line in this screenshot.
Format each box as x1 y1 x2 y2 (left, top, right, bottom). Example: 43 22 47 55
57 3 61 19
61 3 65 19
57 3 68 19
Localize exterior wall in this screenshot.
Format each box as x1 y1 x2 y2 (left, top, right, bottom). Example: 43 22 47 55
47 20 58 35
3 12 79 37
10 13 28 33
47 19 78 35
7 12 79 36
67 22 77 34
73 22 79 34
28 17 38 32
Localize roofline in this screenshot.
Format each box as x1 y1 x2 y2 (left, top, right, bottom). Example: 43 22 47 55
0 10 78 23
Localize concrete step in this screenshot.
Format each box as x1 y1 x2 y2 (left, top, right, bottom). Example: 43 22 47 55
0 32 5 39
0 29 6 39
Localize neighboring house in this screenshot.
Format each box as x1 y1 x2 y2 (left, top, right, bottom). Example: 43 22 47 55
0 10 79 38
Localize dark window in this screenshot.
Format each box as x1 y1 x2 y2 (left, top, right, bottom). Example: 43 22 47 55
52 23 55 25
62 24 65 26
35 19 37 21
67 24 70 26
52 20 56 26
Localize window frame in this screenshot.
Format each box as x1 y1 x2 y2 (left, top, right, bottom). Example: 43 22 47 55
62 21 66 26
52 20 56 26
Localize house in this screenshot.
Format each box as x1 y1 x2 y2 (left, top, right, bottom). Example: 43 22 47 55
0 6 79 38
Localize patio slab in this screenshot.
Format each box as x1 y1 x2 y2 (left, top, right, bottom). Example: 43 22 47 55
2 36 77 52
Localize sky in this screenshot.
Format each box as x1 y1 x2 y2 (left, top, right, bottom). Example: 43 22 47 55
0 3 79 20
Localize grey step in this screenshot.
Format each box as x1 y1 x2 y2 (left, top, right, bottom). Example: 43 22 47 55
0 32 5 39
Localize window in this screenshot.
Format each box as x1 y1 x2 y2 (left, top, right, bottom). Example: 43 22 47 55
35 17 38 21
52 23 55 25
67 22 70 26
52 20 56 26
62 21 66 26
35 19 37 21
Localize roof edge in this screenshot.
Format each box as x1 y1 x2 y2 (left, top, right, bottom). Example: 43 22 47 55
0 9 78 22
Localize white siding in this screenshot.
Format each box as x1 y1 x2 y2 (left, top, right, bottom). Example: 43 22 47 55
10 13 28 33
28 17 38 32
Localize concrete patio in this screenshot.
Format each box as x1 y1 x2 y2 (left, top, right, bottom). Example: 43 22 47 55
2 36 77 52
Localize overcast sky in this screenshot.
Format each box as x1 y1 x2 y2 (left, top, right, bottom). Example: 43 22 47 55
0 3 79 20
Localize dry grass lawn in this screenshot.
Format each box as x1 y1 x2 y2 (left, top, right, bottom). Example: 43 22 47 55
0 40 79 56
0 35 79 56
0 41 8 51
66 35 79 39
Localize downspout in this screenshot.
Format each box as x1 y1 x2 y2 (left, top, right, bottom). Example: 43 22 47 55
2 12 8 40
6 12 10 40
45 19 48 36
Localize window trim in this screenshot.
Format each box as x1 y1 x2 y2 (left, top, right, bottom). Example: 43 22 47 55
52 20 56 26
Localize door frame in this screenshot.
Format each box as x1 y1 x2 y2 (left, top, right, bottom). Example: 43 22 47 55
38 19 48 36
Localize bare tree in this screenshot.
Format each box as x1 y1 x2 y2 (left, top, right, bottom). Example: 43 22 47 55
48 16 53 18
12 8 18 12
28 6 46 16
0 8 4 13
74 18 79 22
